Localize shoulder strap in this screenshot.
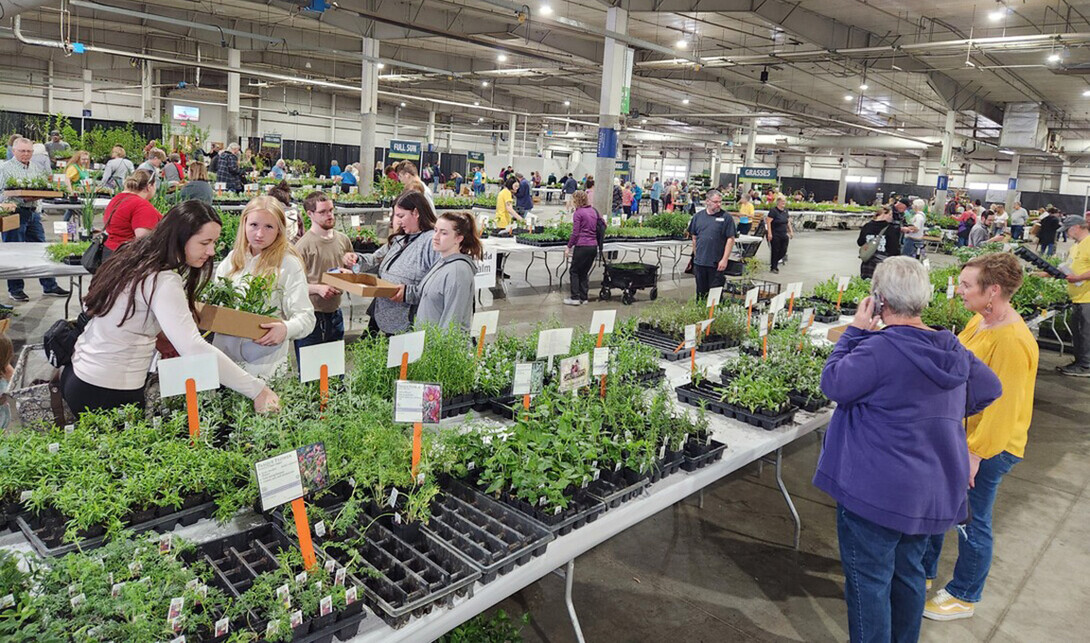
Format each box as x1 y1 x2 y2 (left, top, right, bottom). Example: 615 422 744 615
103 193 136 230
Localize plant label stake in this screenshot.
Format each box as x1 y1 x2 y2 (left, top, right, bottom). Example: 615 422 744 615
589 310 616 398
706 287 722 336
471 310 499 358
593 347 609 398
836 276 851 311
535 327 573 375
388 330 426 379
158 354 220 441
53 220 68 244
745 287 759 331
255 444 328 572
394 381 441 477
799 308 815 351
787 282 803 315
760 313 771 360
513 362 543 412
298 341 346 415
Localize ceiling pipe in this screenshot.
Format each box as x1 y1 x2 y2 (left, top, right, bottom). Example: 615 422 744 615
754 134 941 150
0 0 52 16
68 0 286 46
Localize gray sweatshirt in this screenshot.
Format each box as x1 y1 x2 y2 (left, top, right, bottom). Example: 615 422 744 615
405 253 477 332
359 230 441 332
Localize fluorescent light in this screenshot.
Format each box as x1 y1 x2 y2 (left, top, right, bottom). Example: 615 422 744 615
399 102 406 107
478 117 484 122
641 119 648 124
1048 52 1062 62
682 98 690 104
676 39 689 49
844 94 854 101
998 149 1015 155
988 9 1006 21
497 53 508 62
473 101 480 106
859 83 869 90
540 4 553 15
481 80 489 87
376 63 385 69
1083 89 1090 97
563 100 570 106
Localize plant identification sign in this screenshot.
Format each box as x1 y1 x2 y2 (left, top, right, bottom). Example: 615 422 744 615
394 381 442 425
298 340 345 383
471 310 500 339
158 354 219 398
593 347 610 376
387 330 426 368
255 442 329 512
589 309 617 335
558 353 590 392
512 362 545 396
536 328 573 359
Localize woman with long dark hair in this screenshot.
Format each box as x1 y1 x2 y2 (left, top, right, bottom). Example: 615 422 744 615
356 190 441 334
64 201 280 415
398 211 482 331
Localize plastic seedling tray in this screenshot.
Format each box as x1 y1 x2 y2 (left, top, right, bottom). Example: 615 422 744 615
636 323 738 354
585 467 650 509
680 435 728 471
626 367 667 387
16 496 217 558
324 507 480 629
675 381 734 418
426 478 554 584
634 327 688 361
732 404 799 431
189 523 370 643
650 449 685 483
788 391 830 412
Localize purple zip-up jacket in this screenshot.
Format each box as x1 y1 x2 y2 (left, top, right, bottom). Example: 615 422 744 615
568 206 600 248
814 325 1002 535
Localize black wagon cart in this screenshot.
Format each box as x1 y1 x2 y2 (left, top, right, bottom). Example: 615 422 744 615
599 261 659 305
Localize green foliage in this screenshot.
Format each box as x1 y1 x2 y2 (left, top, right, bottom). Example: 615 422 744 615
4 175 54 190
216 210 240 258
646 211 691 237
45 241 90 263
440 609 529 643
474 192 498 208
811 275 870 306
641 298 748 341
198 274 280 317
79 122 148 163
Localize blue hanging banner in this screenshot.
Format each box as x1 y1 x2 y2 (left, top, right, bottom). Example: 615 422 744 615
936 175 949 191
1007 177 1017 190
597 127 617 159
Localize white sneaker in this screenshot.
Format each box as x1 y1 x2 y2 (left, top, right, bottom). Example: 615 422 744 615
563 298 581 306
581 299 589 305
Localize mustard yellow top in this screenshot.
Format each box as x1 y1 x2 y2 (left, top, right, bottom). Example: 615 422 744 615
1068 235 1090 303
959 313 1038 459
738 202 755 219
495 188 514 228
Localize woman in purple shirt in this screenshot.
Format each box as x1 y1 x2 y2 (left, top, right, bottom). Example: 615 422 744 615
564 190 601 305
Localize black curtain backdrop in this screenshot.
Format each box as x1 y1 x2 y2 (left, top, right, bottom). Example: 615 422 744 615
0 109 161 143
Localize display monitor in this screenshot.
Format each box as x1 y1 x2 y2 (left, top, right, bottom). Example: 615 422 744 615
173 104 200 122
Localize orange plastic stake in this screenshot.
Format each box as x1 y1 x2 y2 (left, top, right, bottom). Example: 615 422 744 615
672 339 686 354
477 325 487 358
185 378 199 440
596 324 605 348
706 305 715 336
690 347 696 374
788 294 795 316
762 335 768 360
746 305 753 332
61 232 69 244
319 364 329 414
399 352 409 381
411 422 423 477
523 393 531 410
836 289 844 311
291 498 317 571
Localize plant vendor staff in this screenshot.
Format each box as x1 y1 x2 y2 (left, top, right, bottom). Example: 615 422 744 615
736 193 755 235
103 170 162 257
294 191 357 357
213 196 315 378
64 200 280 415
815 256 1001 643
398 211 482 331
1050 215 1090 377
495 177 523 232
688 190 737 299
564 190 602 306
357 190 441 335
766 195 793 273
921 252 1038 622
0 137 71 302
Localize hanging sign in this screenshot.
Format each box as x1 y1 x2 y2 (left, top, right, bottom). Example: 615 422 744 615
261 134 283 150
739 167 778 183
388 140 422 161
467 151 485 167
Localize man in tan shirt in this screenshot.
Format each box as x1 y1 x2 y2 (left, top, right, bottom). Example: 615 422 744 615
293 191 356 361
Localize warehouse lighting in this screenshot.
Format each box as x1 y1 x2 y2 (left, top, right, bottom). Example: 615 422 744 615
676 39 689 49
376 63 385 69
540 4 553 15
641 119 648 124
1083 89 1090 97
844 94 854 101
563 100 570 106
682 98 690 104
497 53 508 62
859 83 869 90
988 9 1004 21
1048 52 1061 62
481 80 489 87
473 101 480 106
478 117 484 122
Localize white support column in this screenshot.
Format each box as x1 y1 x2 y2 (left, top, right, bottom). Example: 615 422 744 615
507 113 517 168
709 148 721 187
1005 153 1020 210
426 110 436 149
330 94 337 143
446 116 454 150
140 61 153 121
254 94 264 141
359 37 379 195
46 59 55 114
82 68 93 115
154 67 162 120
837 150 850 204
742 119 757 192
1059 159 1073 194
227 49 241 145
934 110 956 210
393 107 400 140
593 6 630 217
915 154 928 187
802 154 813 179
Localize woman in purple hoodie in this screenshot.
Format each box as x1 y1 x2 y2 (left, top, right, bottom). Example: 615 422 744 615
815 256 1002 643
564 190 601 305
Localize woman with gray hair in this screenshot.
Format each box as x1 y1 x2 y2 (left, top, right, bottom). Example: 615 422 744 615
815 256 1002 643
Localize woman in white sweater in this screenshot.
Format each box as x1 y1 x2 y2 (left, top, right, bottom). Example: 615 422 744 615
213 196 314 377
64 201 279 415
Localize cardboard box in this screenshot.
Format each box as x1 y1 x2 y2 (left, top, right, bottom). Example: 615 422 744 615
194 302 279 340
321 273 401 298
2 214 18 232
826 323 851 343
0 317 10 334
2 189 65 199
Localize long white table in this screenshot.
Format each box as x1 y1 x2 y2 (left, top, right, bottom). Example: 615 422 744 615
0 242 89 316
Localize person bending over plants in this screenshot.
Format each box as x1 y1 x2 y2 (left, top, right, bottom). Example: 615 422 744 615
64 200 280 415
213 196 315 377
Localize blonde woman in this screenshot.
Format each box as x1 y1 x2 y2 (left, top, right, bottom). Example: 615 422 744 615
100 145 134 191
64 150 91 185
212 196 315 377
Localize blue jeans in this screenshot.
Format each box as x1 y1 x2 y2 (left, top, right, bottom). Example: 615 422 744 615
1041 242 1056 257
902 237 921 258
1010 225 1024 240
3 207 59 294
922 451 1020 603
838 505 928 643
293 310 345 365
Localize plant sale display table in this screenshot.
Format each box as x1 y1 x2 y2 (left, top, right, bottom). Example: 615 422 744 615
0 242 88 316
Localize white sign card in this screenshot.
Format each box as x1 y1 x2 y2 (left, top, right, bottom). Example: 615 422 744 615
536 328 573 359
214 182 227 191
788 282 804 298
387 330 426 368
471 310 500 338
299 341 346 383
684 324 697 349
512 362 545 395
744 287 759 308
759 314 771 337
474 251 496 291
837 276 851 291
611 216 621 227
350 215 361 227
706 286 722 309
698 319 712 334
922 258 931 271
946 284 956 299
52 173 65 184
245 183 259 192
158 354 220 398
802 308 815 327
558 353 590 392
255 451 305 512
53 221 68 234
769 293 786 314
593 347 610 376
589 309 617 335
394 381 442 425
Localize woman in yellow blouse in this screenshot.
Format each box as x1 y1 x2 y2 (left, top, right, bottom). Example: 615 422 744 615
64 150 91 186
736 193 755 235
922 252 1038 621
495 176 522 231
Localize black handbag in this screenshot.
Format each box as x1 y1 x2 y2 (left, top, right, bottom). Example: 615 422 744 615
81 194 129 274
43 312 91 368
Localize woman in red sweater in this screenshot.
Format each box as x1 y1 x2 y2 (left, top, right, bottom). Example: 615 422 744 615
103 169 162 254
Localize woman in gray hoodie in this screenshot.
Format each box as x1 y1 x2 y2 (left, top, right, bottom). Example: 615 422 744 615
357 190 441 334
400 211 481 331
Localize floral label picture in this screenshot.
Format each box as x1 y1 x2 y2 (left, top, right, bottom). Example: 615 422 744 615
394 381 442 425
215 617 230 636
512 362 545 396
167 596 184 621
290 609 303 629
276 584 291 609
321 595 333 616
295 441 329 495
558 353 590 392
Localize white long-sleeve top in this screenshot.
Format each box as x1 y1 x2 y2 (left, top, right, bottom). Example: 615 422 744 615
211 250 315 378
72 271 266 398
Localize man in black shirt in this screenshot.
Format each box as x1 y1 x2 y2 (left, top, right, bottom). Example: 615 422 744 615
1037 209 1062 256
687 190 737 298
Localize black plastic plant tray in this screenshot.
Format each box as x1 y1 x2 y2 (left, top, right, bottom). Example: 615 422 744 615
732 404 798 431
190 523 369 643
681 435 728 472
634 328 688 361
625 367 667 387
636 323 738 353
321 508 480 629
788 392 830 412
585 467 650 509
1015 245 1067 279
515 237 567 247
426 478 554 584
15 496 217 558
649 449 685 484
483 486 606 537
675 381 733 418
724 279 782 302
440 391 485 419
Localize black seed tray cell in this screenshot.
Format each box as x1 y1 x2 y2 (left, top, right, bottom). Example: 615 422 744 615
788 392 830 412
484 487 606 537
426 478 554 584
650 449 685 484
586 467 650 509
680 436 728 472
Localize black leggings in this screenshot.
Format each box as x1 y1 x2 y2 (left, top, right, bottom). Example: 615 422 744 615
61 366 145 416
569 246 597 301
770 234 790 270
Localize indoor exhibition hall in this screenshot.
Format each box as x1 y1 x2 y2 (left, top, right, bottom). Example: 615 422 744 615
0 1 1088 641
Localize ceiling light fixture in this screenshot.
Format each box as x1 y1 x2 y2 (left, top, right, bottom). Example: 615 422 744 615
497 53 508 62
376 63 385 69
473 101 480 106
988 8 1007 22
1048 52 1062 63
641 119 648 124
1083 89 1090 97
478 117 484 122
859 83 869 90
563 100 570 106
682 98 690 104
481 80 489 87
400 102 406 107
844 94 854 101
676 38 689 49
540 4 553 15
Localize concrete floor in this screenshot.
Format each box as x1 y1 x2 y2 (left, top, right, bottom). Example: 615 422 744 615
4 210 1088 642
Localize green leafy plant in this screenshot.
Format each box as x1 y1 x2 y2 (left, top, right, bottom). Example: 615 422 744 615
198 274 279 317
45 241 91 263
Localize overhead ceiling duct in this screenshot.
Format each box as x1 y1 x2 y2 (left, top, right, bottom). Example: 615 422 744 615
998 103 1049 152
753 135 939 150
0 0 52 16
